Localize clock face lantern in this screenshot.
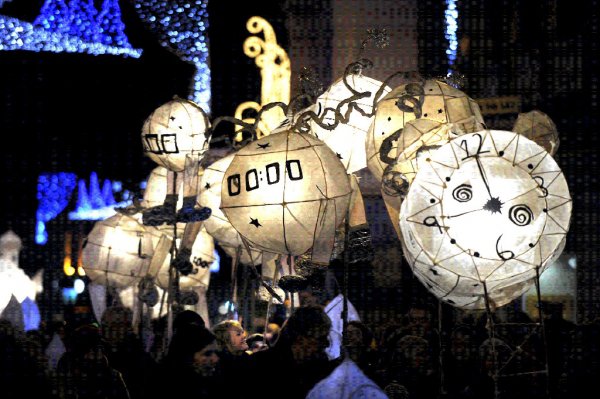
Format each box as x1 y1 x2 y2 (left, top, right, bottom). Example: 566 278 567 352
366 79 485 182
141 97 210 172
220 130 352 257
82 214 162 289
400 130 572 309
309 74 391 173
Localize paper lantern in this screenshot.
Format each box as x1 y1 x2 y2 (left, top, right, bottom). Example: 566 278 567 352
141 166 184 210
400 130 572 309
82 214 163 288
141 97 210 172
366 79 484 182
220 130 352 257
391 119 456 191
155 226 215 289
199 154 276 265
513 110 560 156
308 74 391 173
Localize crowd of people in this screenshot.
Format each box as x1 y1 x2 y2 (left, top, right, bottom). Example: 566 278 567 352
1 298 599 399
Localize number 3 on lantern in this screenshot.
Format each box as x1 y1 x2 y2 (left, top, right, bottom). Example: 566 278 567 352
227 160 303 196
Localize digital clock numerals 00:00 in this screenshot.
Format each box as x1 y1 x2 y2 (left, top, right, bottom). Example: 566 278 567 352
227 160 304 196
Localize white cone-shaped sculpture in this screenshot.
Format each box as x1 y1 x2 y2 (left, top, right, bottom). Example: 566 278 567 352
367 79 484 182
400 130 571 309
221 130 352 257
309 74 391 173
141 97 210 172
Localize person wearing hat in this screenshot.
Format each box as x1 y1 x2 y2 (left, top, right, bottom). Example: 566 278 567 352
56 323 130 399
159 324 221 398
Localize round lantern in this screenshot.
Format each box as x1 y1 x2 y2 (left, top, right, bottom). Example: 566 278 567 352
366 79 485 182
400 130 572 309
220 130 352 256
199 153 274 265
392 119 456 190
308 74 391 173
82 214 163 288
141 166 184 210
154 226 214 289
513 110 560 156
141 97 210 172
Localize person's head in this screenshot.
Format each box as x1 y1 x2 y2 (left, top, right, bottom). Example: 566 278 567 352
191 329 220 377
100 306 133 345
388 334 432 374
71 323 108 368
347 320 374 349
212 320 248 355
406 305 433 337
174 310 206 332
277 305 331 363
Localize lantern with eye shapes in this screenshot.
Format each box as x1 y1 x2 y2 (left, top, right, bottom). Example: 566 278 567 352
141 97 210 173
140 97 212 227
366 79 485 182
400 130 572 309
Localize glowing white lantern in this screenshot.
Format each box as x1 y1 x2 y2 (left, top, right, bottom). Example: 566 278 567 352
513 110 560 156
393 119 456 188
309 74 391 173
155 226 215 289
141 97 210 172
366 79 484 181
82 214 163 288
400 130 572 309
141 166 184 209
200 154 278 265
221 130 352 258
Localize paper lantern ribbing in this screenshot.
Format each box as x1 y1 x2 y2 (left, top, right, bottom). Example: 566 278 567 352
513 110 560 156
141 166 184 209
400 130 572 309
82 214 163 288
141 97 210 172
392 119 456 190
155 226 214 289
366 79 484 182
220 131 352 257
199 154 268 265
308 74 391 173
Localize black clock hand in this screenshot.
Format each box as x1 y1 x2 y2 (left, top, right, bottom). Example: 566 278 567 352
475 156 493 199
446 207 483 219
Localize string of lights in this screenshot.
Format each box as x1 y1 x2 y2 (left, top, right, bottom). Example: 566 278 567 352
133 0 211 112
0 0 141 57
445 0 458 76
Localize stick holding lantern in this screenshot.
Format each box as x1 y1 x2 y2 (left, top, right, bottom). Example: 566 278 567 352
140 96 213 275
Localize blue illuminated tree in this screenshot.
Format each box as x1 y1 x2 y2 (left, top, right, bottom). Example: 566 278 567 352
33 0 72 34
96 0 130 47
67 0 100 42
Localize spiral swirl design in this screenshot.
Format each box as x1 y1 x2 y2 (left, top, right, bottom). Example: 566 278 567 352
452 184 473 202
509 204 534 226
